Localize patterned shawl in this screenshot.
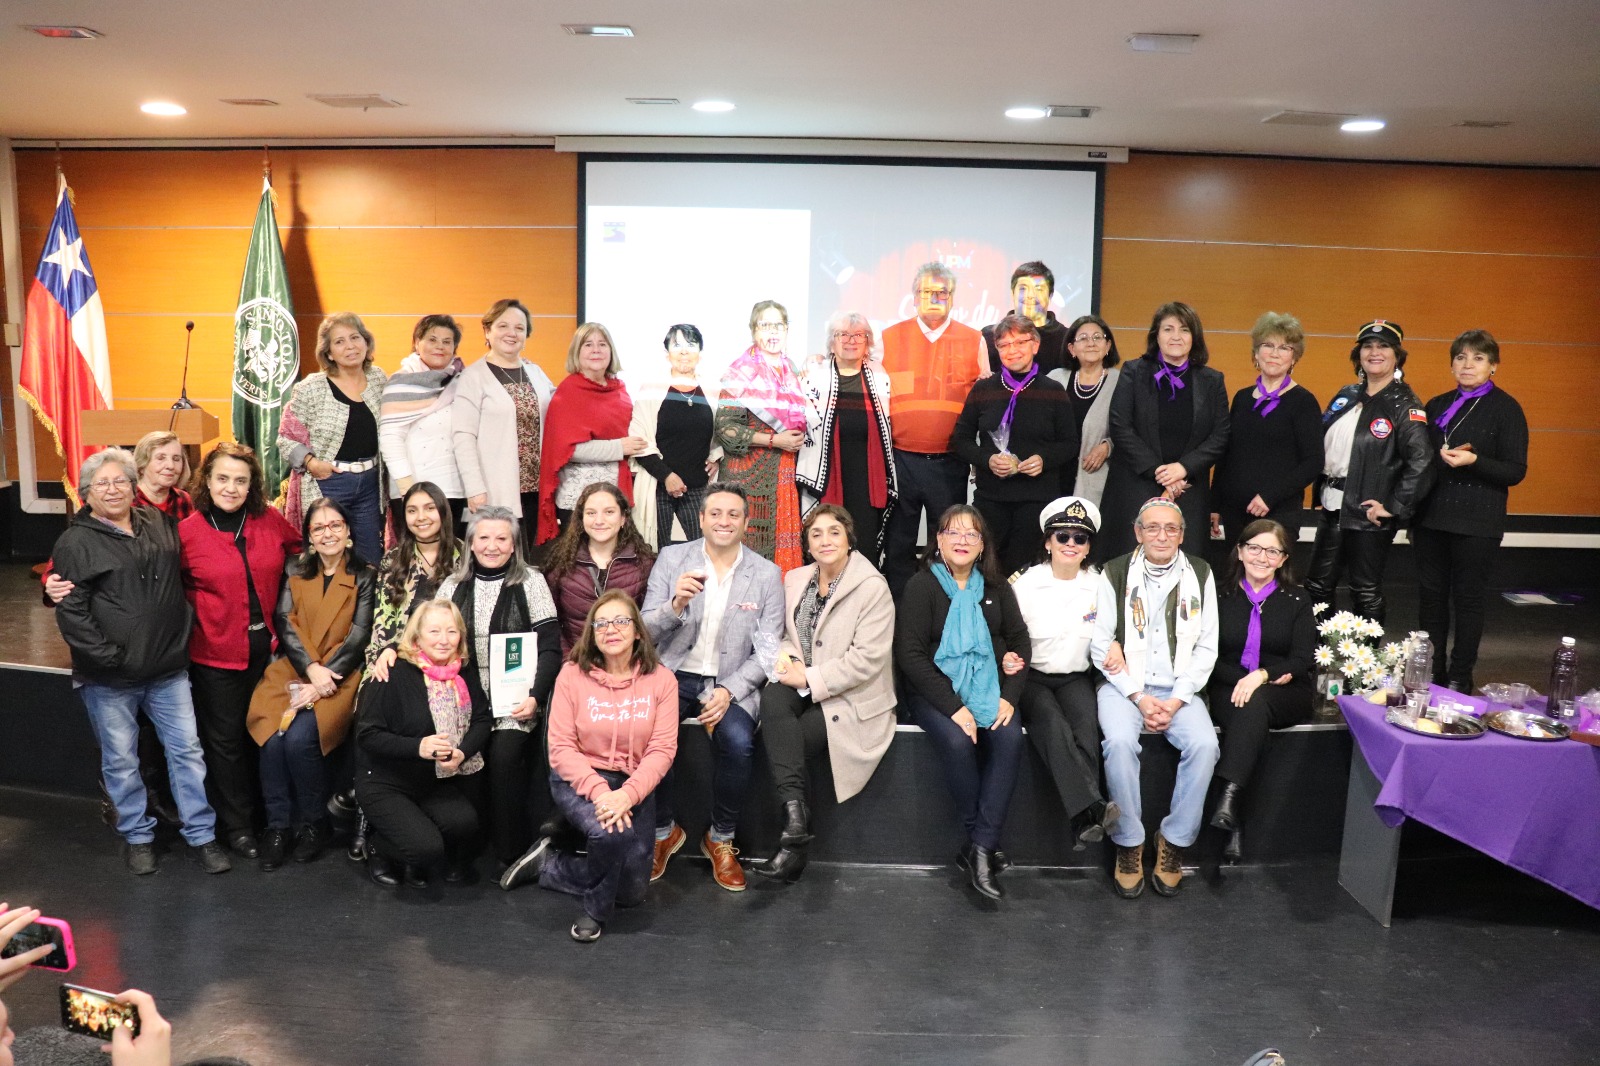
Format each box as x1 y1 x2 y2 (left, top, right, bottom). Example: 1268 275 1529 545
721 345 807 433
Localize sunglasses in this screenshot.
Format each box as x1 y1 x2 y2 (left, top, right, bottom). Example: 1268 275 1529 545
1050 530 1091 546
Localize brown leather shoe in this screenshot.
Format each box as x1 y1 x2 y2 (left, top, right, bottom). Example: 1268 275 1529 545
1151 833 1184 896
1113 843 1145 899
701 832 746 892
650 824 686 882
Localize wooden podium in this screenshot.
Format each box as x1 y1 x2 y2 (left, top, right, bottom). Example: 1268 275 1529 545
79 408 221 468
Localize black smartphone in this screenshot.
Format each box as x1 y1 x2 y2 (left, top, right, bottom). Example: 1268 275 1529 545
59 983 140 1041
1 916 75 971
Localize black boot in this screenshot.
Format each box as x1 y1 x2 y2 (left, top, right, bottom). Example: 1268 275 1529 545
1223 828 1244 864
779 799 813 846
259 827 291 871
755 843 810 883
969 845 1004 900
368 853 401 887
293 819 330 864
1209 781 1243 832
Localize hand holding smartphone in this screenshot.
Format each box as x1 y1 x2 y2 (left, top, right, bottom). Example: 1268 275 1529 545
0 914 76 971
60 983 140 1040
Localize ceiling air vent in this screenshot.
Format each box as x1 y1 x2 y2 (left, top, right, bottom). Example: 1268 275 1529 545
1047 105 1098 119
1454 119 1511 129
222 98 280 107
1263 110 1355 127
627 97 680 106
25 25 103 39
308 94 404 110
564 24 634 37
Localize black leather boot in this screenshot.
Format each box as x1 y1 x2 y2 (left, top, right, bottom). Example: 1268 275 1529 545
755 843 810 883
1223 828 1244 864
779 799 813 846
1209 781 1243 832
969 845 1004 900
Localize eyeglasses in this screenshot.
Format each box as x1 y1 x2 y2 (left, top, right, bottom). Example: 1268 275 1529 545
591 616 635 632
89 477 133 493
917 287 953 300
939 529 981 544
1073 333 1108 344
1051 530 1091 546
1241 543 1288 561
309 520 349 537
1139 523 1183 538
837 331 869 343
1257 342 1298 356
996 338 1036 353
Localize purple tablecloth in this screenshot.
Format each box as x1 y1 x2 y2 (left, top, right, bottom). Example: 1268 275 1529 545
1340 686 1600 910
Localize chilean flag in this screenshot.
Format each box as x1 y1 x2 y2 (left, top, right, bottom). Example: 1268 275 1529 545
19 174 113 507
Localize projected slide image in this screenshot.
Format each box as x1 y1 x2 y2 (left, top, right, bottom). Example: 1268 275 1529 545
587 205 811 388
584 159 1100 392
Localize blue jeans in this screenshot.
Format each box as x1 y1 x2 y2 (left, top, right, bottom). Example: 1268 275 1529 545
655 670 755 840
541 769 656 924
79 670 216 846
317 468 384 565
1096 684 1219 849
907 693 1024 851
260 709 329 830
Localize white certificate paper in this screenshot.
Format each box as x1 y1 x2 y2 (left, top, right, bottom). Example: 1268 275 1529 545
489 632 537 718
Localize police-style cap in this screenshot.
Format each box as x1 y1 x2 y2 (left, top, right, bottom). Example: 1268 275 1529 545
1356 320 1404 346
1040 495 1100 534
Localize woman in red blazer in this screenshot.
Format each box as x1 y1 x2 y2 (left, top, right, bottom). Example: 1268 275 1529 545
179 443 302 859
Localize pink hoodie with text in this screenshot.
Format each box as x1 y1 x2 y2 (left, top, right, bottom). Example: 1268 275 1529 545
547 661 679 806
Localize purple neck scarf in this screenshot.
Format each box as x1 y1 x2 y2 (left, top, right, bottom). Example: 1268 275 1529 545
1253 376 1290 417
1240 578 1278 672
1154 358 1189 399
1435 379 1494 429
999 362 1039 433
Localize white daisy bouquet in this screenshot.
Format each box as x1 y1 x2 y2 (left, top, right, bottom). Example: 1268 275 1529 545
1311 603 1406 698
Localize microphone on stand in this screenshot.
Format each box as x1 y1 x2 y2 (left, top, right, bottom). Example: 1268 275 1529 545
171 320 199 411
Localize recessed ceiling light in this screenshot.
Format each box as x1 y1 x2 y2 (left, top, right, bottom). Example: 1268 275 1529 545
25 25 103 39
1005 106 1049 120
1341 118 1386 133
563 24 634 37
140 101 187 117
1127 33 1199 54
692 100 735 113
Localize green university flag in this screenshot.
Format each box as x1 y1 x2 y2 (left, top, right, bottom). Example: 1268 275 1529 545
231 176 298 496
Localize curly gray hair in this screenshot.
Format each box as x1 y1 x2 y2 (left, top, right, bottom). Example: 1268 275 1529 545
78 448 138 502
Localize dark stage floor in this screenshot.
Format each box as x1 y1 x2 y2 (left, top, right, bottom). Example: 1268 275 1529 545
3 788 1598 1066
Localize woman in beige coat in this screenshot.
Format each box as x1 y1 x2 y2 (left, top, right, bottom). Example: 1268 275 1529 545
756 504 896 883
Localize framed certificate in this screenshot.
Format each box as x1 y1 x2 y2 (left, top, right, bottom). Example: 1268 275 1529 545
489 632 537 718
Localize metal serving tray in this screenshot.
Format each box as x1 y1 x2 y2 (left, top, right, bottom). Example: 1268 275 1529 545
1386 709 1486 739
1482 710 1572 742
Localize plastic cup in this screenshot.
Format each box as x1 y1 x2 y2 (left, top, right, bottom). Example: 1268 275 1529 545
1505 683 1531 710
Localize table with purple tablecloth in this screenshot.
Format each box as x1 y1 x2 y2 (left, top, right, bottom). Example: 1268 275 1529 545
1336 686 1600 924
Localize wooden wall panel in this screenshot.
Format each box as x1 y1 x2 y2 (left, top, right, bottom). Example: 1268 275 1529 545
1101 152 1600 516
4 145 1594 516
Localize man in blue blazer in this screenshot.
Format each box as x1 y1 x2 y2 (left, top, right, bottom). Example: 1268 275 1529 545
641 483 785 892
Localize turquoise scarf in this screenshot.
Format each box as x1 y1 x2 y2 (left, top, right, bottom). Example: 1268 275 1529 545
931 563 1001 727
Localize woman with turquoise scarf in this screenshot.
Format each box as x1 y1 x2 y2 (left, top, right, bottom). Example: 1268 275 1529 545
893 504 1031 900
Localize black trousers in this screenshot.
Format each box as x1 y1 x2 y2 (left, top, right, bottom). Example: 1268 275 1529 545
1019 670 1103 819
1413 527 1499 684
1207 679 1315 789
883 450 969 595
1217 503 1304 547
190 635 271 837
975 495 1047 577
760 683 830 804
358 772 484 869
1303 510 1395 623
487 727 540 866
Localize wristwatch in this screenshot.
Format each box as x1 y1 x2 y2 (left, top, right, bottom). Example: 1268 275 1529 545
1129 691 1146 705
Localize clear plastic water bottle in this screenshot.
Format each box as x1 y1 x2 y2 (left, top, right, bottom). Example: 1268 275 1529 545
1403 631 1434 697
1547 636 1579 720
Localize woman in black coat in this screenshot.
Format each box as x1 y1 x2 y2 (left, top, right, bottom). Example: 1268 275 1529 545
950 313 1080 575
355 598 491 887
1414 330 1529 693
893 504 1030 901
1206 519 1315 863
1100 301 1230 557
1209 312 1322 545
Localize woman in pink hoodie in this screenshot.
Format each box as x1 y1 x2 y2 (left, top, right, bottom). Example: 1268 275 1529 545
499 588 678 941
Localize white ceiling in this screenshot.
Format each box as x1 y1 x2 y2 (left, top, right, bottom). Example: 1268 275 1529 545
2 0 1598 165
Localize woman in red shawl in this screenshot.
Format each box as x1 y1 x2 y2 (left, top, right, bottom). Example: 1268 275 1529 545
537 323 643 543
715 300 807 571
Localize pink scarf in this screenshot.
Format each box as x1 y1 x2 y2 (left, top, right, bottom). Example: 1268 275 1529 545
722 345 807 432
419 654 469 708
